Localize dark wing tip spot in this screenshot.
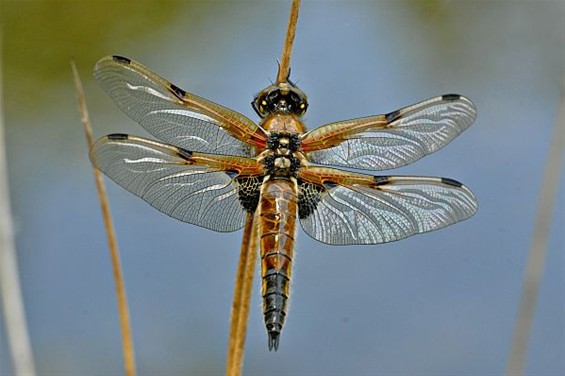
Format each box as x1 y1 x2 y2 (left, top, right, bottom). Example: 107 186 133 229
385 109 401 123
442 94 461 101
441 177 463 187
107 133 129 140
169 84 187 99
112 55 131 65
374 176 391 185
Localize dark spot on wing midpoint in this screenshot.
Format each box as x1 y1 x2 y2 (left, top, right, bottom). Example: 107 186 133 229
374 176 391 185
169 84 187 99
385 110 401 123
176 148 193 159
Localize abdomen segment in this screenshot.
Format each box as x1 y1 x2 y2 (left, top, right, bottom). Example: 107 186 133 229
258 178 297 351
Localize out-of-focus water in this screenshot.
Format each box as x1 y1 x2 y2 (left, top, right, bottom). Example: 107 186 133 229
1 1 564 375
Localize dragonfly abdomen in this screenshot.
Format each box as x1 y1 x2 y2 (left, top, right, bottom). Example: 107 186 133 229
259 178 297 351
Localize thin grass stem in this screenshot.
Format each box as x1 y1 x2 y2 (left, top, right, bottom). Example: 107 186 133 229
226 212 259 376
506 79 565 375
71 60 137 376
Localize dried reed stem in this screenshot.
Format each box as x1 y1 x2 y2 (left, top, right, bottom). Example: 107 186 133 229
226 212 258 376
226 2 302 374
506 79 565 375
0 28 37 376
276 0 301 83
71 61 137 376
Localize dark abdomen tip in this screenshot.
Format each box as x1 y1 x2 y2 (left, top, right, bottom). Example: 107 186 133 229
262 272 289 351
267 324 282 351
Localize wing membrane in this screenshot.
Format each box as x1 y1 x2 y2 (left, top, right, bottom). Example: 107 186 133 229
94 55 267 156
298 167 477 245
90 134 264 232
301 95 476 171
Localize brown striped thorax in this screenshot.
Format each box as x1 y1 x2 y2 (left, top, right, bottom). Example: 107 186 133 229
254 81 309 179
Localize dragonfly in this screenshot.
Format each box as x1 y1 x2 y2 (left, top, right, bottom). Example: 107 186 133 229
90 55 477 351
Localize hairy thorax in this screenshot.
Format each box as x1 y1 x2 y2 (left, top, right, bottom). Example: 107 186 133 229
258 114 308 179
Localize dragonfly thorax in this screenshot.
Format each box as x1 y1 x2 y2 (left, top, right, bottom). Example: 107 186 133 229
267 133 301 151
263 133 302 178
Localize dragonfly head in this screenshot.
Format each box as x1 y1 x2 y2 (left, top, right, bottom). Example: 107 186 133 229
252 82 308 118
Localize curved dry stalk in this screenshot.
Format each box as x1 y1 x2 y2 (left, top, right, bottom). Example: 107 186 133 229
0 28 37 376
506 78 565 375
276 0 301 83
226 212 259 376
71 61 136 376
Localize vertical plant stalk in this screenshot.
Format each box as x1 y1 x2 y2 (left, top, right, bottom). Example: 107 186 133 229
0 27 37 376
276 0 301 84
506 79 565 375
226 212 259 376
71 61 137 376
226 1 302 374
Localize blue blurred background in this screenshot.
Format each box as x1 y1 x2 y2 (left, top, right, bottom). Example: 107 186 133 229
1 1 564 375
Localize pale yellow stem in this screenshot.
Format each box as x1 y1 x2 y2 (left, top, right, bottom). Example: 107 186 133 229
71 61 137 376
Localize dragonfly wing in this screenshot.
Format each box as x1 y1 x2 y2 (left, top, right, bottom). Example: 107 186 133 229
301 95 476 171
90 134 264 232
297 167 477 245
94 55 267 156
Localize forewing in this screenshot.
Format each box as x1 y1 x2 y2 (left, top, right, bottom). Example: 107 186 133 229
94 55 267 156
302 95 476 171
90 134 264 232
298 167 477 245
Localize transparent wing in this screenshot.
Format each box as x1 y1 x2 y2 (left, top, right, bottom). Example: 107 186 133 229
301 95 476 171
94 55 267 156
90 134 264 232
298 167 477 245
